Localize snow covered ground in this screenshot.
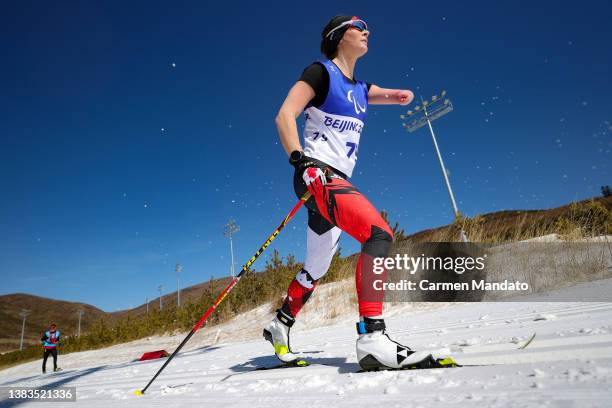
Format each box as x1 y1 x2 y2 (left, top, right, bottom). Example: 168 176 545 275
2 279 612 407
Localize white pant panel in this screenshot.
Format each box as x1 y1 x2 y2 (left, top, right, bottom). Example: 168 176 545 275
302 225 342 283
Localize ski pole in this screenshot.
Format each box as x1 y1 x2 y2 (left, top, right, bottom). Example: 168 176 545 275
135 191 311 395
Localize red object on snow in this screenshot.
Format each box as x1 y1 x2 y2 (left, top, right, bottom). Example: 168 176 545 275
139 350 169 361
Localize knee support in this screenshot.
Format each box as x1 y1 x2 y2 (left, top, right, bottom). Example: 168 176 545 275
362 225 394 259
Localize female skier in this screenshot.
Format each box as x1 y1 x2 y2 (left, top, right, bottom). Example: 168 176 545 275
264 15 451 371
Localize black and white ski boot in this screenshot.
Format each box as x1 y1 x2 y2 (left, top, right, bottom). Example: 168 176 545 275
356 317 456 371
263 309 298 363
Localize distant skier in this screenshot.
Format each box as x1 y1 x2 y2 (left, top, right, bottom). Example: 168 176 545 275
41 323 61 373
264 15 452 371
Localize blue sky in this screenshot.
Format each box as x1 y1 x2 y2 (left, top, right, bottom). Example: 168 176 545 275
1 1 610 311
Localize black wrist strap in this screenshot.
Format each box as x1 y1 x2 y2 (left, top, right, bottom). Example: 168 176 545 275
289 150 304 167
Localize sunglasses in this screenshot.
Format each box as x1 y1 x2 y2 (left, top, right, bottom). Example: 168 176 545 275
326 17 368 39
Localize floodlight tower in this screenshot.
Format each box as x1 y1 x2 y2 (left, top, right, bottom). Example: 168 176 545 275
76 309 84 337
401 91 468 242
19 309 31 350
223 219 240 277
175 263 182 307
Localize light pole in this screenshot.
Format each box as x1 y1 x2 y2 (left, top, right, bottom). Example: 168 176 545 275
175 263 182 307
401 91 468 242
76 309 84 337
223 219 240 277
19 309 30 351
158 285 163 311
146 297 149 315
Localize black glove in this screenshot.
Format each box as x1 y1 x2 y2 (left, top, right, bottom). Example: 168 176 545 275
289 151 327 188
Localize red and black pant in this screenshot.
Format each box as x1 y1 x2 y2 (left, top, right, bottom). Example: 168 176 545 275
281 160 392 318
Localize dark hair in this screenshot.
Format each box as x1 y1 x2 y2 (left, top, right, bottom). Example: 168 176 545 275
320 15 351 59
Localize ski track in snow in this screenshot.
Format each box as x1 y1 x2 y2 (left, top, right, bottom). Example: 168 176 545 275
2 280 612 407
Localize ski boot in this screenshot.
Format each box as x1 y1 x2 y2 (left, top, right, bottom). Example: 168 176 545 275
54 367 62 372
263 309 299 363
356 317 457 371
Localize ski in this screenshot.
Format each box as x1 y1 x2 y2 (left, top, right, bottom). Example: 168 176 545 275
253 359 311 371
42 368 65 376
356 356 461 373
355 333 536 373
219 359 314 381
518 332 536 349
441 332 537 368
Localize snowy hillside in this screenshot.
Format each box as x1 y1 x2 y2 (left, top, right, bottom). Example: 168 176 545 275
1 279 612 407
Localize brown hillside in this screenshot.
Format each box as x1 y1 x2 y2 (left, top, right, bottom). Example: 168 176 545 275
0 294 107 352
0 276 233 353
